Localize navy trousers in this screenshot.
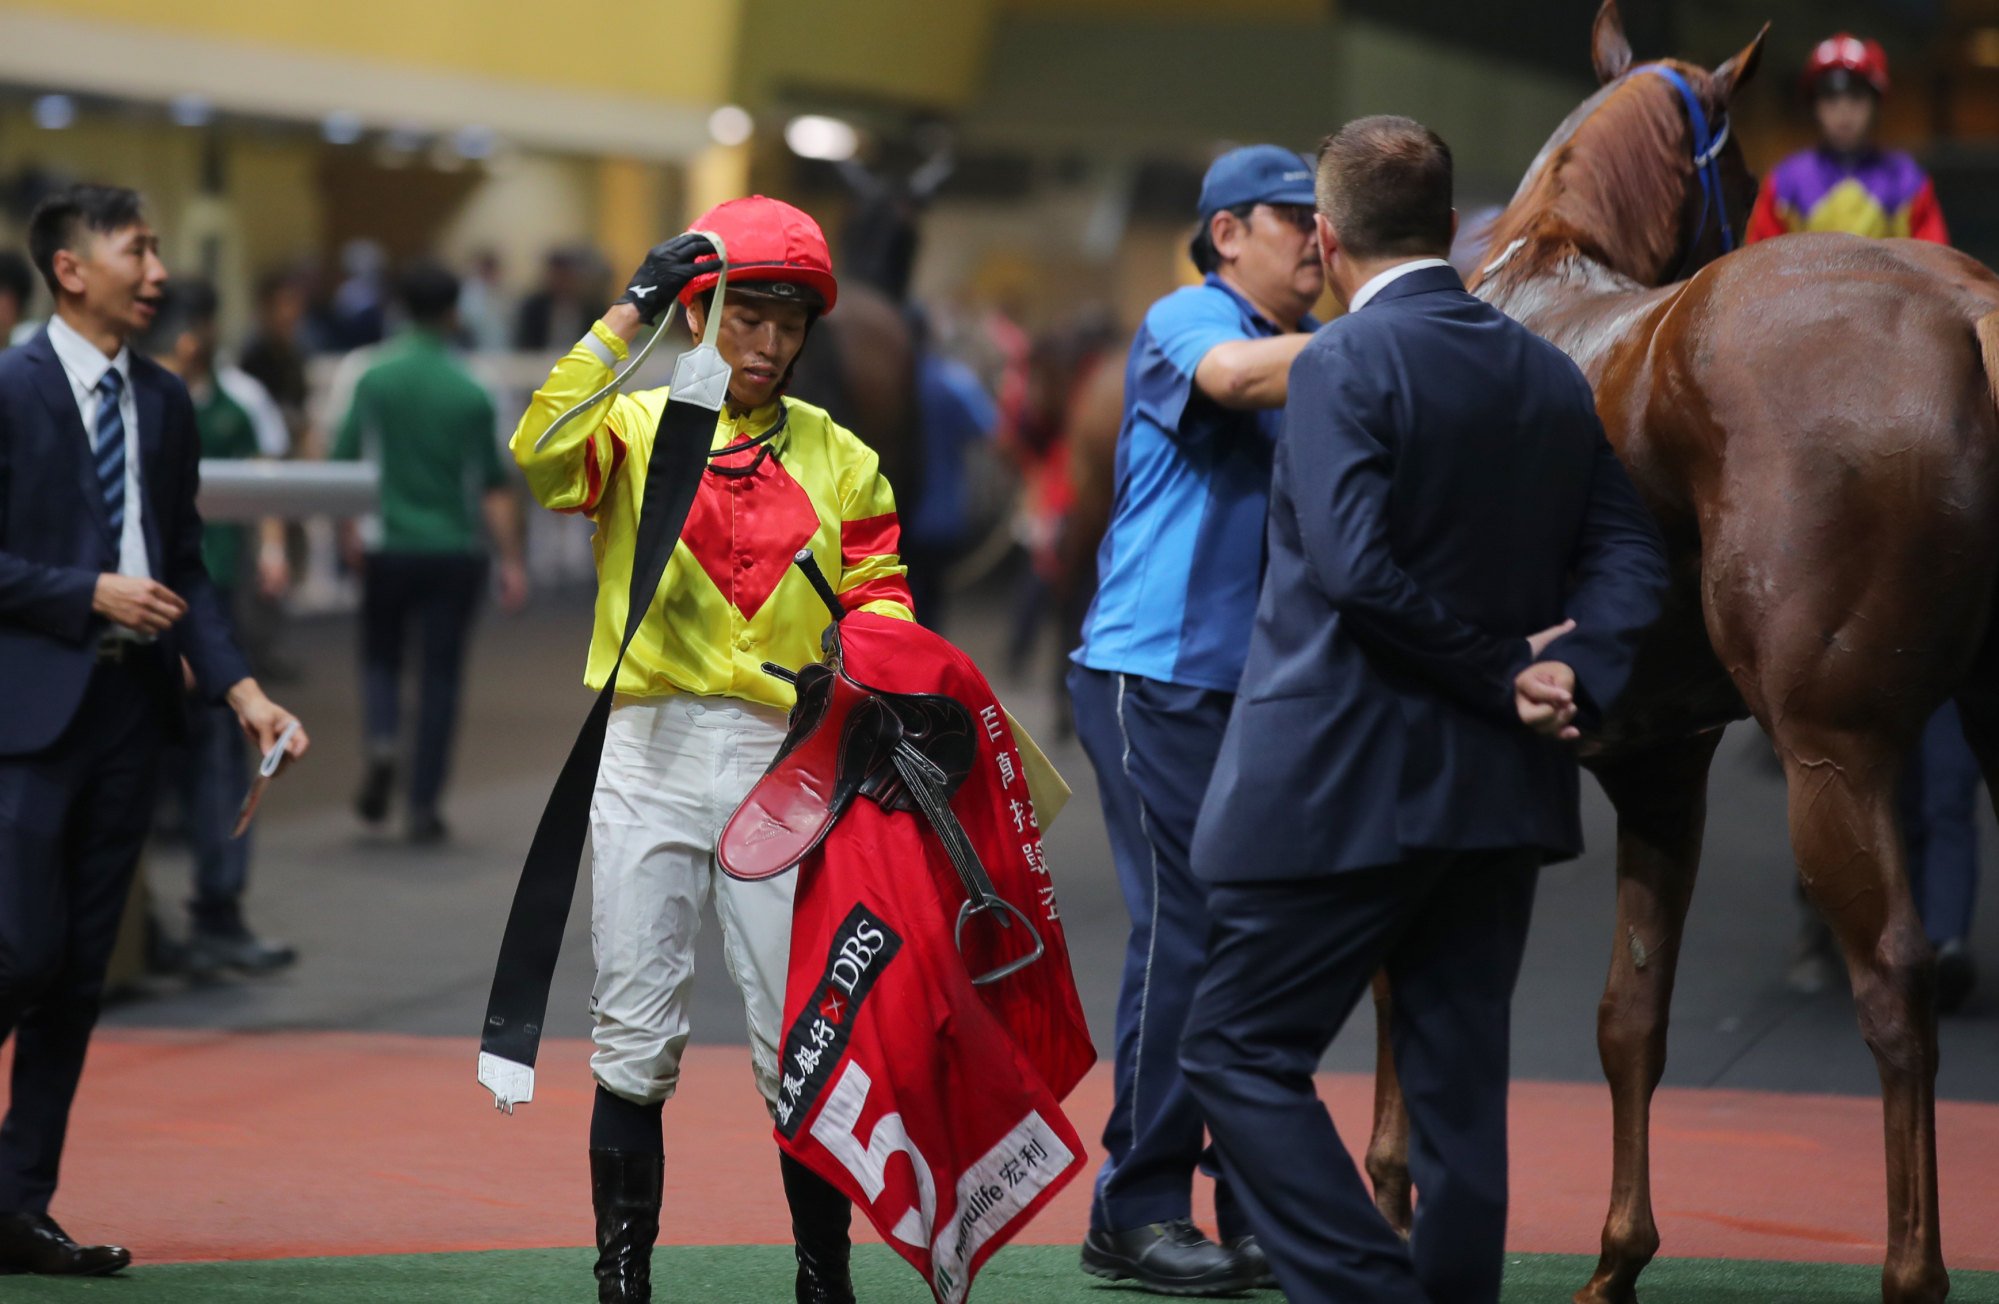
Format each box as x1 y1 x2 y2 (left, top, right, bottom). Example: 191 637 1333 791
360 551 486 818
0 659 166 1213
1067 665 1242 1236
174 587 252 934
1901 701 1982 945
1181 851 1540 1304
176 697 251 934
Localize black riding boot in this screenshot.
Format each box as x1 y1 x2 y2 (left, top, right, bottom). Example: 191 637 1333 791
592 1149 664 1303
781 1151 856 1304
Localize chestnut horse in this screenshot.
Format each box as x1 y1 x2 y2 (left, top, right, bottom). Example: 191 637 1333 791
1365 5 1999 1303
787 282 920 509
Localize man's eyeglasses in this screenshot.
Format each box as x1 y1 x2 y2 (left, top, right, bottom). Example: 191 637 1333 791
1259 204 1317 233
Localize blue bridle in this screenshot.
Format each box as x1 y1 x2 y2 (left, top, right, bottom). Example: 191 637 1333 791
1637 63 1736 263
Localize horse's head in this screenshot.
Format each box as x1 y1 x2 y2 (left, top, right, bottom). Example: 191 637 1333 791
1475 0 1766 291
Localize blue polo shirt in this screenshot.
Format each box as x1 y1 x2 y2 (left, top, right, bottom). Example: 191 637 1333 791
1074 276 1314 692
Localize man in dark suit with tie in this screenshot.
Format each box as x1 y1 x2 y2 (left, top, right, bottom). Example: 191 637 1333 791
1178 117 1670 1304
0 184 310 1276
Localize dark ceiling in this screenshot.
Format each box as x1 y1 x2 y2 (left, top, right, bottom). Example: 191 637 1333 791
1345 0 1940 84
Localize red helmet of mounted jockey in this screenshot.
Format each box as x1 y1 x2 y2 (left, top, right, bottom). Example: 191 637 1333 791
1803 33 1890 98
679 195 839 316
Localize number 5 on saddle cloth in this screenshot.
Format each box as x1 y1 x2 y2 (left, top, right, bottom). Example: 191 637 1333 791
719 550 1045 987
717 561 1094 1303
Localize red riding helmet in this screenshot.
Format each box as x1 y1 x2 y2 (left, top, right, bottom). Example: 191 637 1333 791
1803 33 1890 98
678 195 839 315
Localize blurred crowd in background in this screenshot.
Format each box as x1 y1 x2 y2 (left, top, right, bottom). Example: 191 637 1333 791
0 218 1132 988
0 231 1097 626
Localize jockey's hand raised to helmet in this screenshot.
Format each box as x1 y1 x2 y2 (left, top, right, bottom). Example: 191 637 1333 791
614 232 721 325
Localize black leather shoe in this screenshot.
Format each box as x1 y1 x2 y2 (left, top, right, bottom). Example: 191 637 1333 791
0 1212 131 1276
591 1149 662 1303
407 810 449 846
1223 1234 1276 1289
186 927 298 975
781 1151 855 1304
355 759 394 825
1081 1220 1258 1297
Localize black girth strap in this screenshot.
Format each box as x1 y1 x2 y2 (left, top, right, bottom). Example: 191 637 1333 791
477 350 727 1112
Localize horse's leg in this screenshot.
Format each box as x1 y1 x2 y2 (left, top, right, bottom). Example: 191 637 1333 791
1574 730 1723 1304
1364 971 1413 1236
1776 721 1946 1304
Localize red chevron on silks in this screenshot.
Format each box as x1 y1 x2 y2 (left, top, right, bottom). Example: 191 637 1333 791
730 612 1093 1303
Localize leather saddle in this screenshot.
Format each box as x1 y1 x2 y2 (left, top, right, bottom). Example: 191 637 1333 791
718 652 976 883
718 553 1045 985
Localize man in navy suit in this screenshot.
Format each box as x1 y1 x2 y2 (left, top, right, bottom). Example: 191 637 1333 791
0 185 309 1276
1178 118 1669 1304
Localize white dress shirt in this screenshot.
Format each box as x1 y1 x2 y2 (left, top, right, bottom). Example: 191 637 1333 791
1346 257 1455 314
45 313 151 587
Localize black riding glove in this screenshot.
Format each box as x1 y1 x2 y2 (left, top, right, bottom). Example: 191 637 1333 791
614 232 720 325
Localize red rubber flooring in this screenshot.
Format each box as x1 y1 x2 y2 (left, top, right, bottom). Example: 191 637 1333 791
18 1030 1997 1269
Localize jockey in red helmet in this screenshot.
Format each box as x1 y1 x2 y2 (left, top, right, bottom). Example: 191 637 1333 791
1745 33 1947 245
509 194 910 1304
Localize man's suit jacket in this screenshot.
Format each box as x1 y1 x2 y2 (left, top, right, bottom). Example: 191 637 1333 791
1194 265 1669 882
0 329 249 757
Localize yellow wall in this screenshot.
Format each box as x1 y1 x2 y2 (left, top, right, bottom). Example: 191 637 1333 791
735 0 999 111
685 144 755 227
0 0 743 106
1004 0 1326 16
593 157 673 283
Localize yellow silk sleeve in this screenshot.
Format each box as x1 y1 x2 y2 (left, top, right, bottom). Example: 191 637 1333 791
510 322 648 515
834 436 914 622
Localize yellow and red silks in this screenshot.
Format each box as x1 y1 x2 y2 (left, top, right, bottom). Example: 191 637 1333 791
510 322 912 709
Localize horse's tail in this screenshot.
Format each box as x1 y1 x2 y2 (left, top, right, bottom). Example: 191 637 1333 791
1968 310 1999 695
1976 310 1999 416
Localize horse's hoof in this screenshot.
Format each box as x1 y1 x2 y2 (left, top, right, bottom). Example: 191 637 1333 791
1881 1258 1948 1304
1573 1284 1635 1304
1573 1267 1640 1304
1370 1189 1412 1241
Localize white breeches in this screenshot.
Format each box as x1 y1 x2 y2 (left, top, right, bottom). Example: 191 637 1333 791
588 693 794 1107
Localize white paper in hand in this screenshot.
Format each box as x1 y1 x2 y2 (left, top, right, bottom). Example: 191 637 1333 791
232 720 299 839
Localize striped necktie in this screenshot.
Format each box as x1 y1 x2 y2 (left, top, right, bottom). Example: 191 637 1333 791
95 369 126 536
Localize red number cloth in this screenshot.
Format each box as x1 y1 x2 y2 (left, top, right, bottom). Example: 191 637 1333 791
767 613 1094 1303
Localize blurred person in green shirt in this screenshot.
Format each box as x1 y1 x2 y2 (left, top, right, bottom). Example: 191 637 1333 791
144 278 296 973
332 261 527 843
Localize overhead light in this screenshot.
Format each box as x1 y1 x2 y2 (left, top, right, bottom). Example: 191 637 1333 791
169 94 212 127
32 94 75 130
452 124 498 160
1972 27 1999 70
322 110 364 145
708 104 754 148
785 114 858 162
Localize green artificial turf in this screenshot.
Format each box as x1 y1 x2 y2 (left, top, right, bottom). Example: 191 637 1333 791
5 1245 1995 1302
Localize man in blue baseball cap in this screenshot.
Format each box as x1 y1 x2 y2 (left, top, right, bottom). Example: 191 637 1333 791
1067 144 1324 1296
